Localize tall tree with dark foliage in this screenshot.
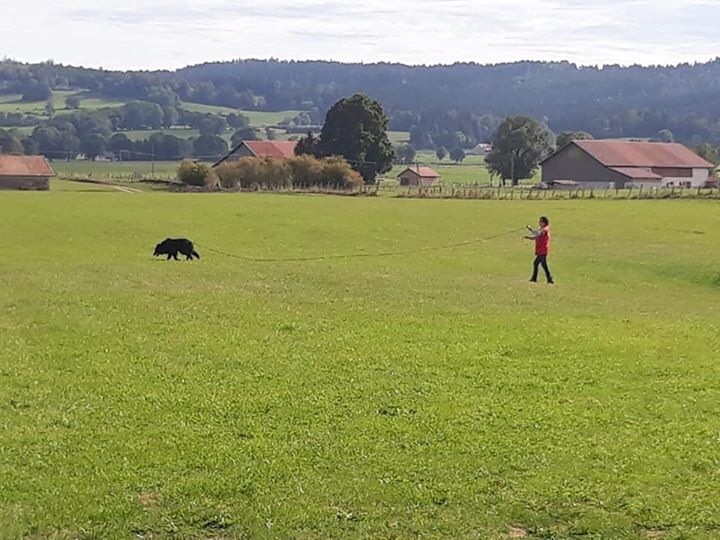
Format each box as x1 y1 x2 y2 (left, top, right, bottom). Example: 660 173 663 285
486 116 554 186
315 94 395 183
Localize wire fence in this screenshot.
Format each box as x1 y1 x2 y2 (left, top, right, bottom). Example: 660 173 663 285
397 184 720 200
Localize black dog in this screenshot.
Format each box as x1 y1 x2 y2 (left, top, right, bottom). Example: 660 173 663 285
153 238 200 261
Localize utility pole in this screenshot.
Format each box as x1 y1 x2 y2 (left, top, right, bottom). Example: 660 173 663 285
510 153 515 187
151 140 155 176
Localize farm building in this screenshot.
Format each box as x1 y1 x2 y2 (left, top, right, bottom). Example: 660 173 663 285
541 140 715 189
469 143 492 156
213 140 298 167
0 155 54 190
397 166 441 186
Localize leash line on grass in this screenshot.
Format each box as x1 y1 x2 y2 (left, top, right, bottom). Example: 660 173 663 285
197 227 526 263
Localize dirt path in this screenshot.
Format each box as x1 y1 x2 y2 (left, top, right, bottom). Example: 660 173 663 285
61 177 143 193
108 184 142 193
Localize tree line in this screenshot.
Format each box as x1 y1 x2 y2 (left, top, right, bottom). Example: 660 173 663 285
2 58 720 145
0 103 258 161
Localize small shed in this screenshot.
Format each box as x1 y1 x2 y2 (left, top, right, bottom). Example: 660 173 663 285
397 166 440 186
0 155 55 190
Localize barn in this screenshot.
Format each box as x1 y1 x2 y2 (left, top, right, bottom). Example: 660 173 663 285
0 155 55 190
213 140 298 167
397 166 440 186
541 140 715 189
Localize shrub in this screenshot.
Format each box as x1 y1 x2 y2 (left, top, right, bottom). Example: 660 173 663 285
286 154 324 188
214 157 291 190
177 159 211 186
214 155 362 190
315 156 363 188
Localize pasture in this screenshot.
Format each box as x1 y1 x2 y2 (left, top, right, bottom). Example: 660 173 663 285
51 160 181 180
1 191 720 539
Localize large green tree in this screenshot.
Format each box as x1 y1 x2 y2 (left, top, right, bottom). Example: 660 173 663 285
193 135 228 160
316 93 394 183
694 143 719 165
231 127 259 146
395 144 416 165
0 130 24 154
486 116 554 186
449 147 466 163
556 131 593 148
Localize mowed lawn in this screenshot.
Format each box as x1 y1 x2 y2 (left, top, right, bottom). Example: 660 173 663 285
1 192 720 538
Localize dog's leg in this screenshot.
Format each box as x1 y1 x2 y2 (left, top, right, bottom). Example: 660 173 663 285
166 254 172 260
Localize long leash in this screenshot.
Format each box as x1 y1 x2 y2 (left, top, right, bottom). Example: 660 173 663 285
196 226 525 263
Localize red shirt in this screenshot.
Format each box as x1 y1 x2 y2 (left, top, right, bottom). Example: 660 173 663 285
535 226 550 255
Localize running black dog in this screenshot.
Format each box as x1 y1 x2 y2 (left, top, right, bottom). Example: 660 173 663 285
153 238 200 261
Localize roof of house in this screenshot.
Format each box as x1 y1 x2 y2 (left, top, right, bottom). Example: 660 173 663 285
609 167 663 180
564 140 714 169
0 155 55 177
244 140 298 158
213 140 298 166
397 166 440 178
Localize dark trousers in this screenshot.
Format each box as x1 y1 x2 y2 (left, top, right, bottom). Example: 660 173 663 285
531 255 553 283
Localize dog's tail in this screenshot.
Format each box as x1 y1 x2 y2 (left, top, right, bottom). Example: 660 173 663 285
192 250 201 260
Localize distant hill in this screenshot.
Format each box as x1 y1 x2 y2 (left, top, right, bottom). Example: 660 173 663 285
1 58 720 145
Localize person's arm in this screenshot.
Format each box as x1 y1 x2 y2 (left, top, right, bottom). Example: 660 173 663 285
524 225 540 240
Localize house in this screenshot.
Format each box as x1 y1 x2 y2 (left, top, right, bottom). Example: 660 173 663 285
469 143 492 156
541 140 715 189
0 155 55 190
397 166 440 186
213 140 298 167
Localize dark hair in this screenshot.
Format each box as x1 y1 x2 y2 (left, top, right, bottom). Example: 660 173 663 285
539 216 549 226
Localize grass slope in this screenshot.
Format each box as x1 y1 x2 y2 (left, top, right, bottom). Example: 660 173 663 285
0 91 124 116
180 102 304 126
1 193 720 538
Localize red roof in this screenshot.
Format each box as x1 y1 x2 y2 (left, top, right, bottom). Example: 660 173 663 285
609 167 663 180
398 166 440 178
0 155 55 177
244 141 298 159
574 140 713 169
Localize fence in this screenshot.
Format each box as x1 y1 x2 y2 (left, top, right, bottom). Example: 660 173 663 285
397 184 720 200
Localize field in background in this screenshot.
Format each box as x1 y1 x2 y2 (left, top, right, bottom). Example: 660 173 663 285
0 91 306 136
51 160 181 179
2 192 720 538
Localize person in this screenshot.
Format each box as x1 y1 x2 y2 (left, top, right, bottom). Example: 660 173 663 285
525 216 554 284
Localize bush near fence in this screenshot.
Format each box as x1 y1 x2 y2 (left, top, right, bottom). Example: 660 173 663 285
189 155 364 191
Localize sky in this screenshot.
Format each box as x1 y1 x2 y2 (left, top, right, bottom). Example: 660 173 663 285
2 0 719 70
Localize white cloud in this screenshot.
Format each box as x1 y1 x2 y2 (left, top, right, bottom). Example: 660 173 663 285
1 0 718 69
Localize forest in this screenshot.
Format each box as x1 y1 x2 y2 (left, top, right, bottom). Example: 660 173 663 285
1 58 720 151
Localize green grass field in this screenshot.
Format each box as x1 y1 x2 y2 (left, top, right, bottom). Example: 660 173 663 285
0 91 103 115
180 102 304 126
388 131 411 144
1 190 720 538
389 153 544 185
52 160 181 179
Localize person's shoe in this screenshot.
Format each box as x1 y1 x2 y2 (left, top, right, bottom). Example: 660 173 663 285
529 279 537 283
548 281 555 285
